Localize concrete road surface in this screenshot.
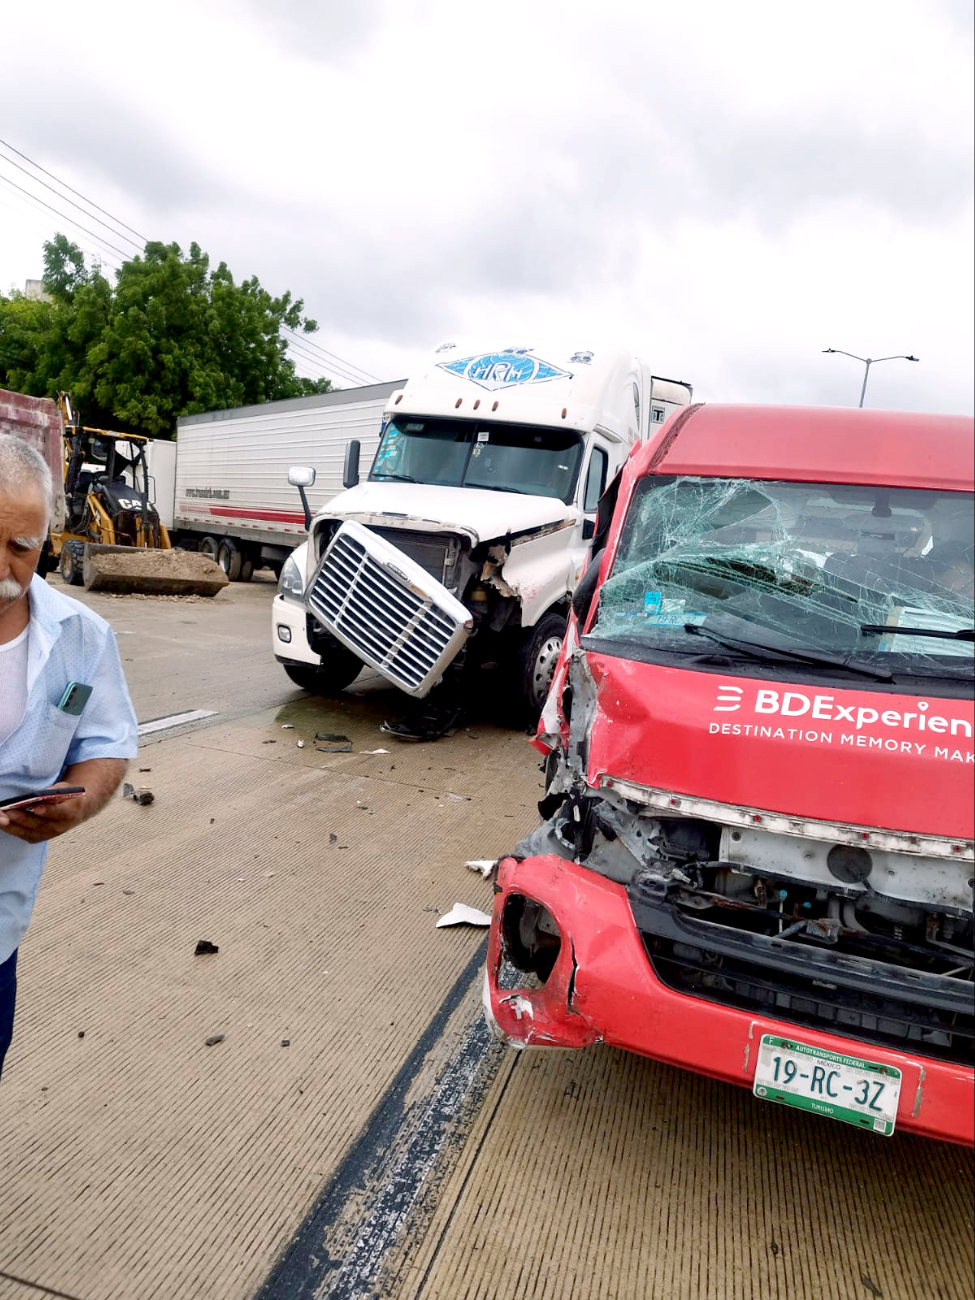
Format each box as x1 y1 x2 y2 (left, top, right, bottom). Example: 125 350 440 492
0 577 970 1300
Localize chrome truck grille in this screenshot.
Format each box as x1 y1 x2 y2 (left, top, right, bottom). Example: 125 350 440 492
308 521 472 697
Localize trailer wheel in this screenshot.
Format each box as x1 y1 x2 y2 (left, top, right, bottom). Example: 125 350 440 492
217 538 242 580
59 541 86 587
238 555 255 583
283 648 362 694
199 535 220 562
517 612 567 722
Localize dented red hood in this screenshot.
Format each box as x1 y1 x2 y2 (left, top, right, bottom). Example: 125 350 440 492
584 654 975 840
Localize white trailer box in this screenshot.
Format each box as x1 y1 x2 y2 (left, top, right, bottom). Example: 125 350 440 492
172 381 403 575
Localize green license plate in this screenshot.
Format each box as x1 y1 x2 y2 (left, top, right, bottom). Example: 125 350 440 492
753 1034 902 1136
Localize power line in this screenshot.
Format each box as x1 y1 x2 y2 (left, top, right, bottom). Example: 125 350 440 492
285 339 379 390
0 135 148 244
0 147 143 253
0 176 122 274
280 327 379 382
0 170 133 261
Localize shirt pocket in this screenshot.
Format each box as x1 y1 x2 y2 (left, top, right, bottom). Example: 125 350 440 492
20 701 82 781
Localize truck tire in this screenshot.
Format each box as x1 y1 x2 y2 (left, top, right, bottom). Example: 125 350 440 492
517 612 567 722
238 554 255 583
199 535 220 562
59 540 86 586
283 647 362 694
217 538 242 581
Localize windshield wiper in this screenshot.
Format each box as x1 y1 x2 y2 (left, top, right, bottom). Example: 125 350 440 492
465 483 525 494
372 472 419 483
685 616 893 681
859 624 974 642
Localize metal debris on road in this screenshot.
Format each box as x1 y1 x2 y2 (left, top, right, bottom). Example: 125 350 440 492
435 903 492 928
121 783 154 805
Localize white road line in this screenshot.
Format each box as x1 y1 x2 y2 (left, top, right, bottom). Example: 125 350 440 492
137 709 218 737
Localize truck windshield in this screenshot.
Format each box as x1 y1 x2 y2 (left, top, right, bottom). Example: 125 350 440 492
590 476 974 682
370 416 583 503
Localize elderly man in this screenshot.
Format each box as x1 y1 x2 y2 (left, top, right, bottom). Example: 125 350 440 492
0 433 138 1081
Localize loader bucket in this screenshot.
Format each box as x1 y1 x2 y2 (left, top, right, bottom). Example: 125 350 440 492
82 545 229 596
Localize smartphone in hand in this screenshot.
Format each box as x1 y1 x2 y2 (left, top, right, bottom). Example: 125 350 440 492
0 786 86 813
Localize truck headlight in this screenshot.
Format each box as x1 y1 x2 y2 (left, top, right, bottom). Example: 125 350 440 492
277 553 305 599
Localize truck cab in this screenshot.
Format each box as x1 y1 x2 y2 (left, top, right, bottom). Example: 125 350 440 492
272 341 691 717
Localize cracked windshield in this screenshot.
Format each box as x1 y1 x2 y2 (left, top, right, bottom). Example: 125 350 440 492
370 415 583 501
592 476 974 678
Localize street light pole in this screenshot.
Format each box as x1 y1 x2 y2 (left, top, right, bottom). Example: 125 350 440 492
822 349 919 407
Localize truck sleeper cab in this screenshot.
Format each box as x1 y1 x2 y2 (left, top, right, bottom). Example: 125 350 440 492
272 341 691 718
485 403 975 1144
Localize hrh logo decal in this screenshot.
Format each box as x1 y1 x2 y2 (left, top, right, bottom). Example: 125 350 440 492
437 347 572 391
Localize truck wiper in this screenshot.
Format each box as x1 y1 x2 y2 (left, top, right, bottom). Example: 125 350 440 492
685 616 894 681
372 472 418 483
859 624 974 642
466 483 525 494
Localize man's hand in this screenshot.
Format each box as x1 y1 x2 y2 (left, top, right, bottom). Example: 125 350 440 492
0 758 129 845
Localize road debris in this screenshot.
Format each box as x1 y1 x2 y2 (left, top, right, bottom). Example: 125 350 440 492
361 748 390 754
297 740 305 748
281 724 294 729
121 783 154 806
465 859 495 879
436 903 492 928
316 734 353 752
281 1039 291 1047
194 940 219 956
204 1034 225 1047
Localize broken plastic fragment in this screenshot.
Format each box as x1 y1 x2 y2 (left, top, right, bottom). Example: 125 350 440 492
122 783 154 806
465 859 495 878
204 1034 225 1047
194 939 219 956
436 903 492 928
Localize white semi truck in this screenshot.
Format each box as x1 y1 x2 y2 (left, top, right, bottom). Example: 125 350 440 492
147 382 404 579
272 340 692 718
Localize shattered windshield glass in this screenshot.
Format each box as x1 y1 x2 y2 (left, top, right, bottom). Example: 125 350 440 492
370 416 583 503
591 477 974 681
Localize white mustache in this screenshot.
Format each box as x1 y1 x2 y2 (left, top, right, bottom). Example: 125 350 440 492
0 576 25 603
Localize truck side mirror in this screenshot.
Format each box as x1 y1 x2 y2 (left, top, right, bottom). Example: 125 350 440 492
288 465 316 530
343 440 361 490
571 548 605 626
581 518 595 541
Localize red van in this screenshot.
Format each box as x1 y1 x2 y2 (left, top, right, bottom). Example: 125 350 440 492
484 404 974 1144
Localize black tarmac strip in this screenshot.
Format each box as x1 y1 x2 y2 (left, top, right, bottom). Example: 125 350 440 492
256 938 502 1300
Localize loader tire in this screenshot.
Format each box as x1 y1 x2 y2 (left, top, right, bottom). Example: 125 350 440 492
217 538 242 581
283 648 361 694
60 541 86 587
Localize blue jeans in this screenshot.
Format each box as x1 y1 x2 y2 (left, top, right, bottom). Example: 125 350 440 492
0 949 17 1082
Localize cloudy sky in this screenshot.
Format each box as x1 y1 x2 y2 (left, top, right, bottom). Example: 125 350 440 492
1 0 972 412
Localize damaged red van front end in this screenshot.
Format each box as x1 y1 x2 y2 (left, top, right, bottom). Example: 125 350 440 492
484 404 975 1144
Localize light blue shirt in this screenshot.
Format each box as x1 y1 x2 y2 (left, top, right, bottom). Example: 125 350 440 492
0 576 138 962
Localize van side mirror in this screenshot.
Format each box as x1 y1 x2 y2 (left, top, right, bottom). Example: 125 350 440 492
571 548 605 626
343 440 361 489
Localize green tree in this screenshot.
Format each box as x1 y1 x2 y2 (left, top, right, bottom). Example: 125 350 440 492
0 235 333 436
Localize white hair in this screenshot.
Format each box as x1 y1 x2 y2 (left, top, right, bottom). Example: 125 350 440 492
0 433 55 525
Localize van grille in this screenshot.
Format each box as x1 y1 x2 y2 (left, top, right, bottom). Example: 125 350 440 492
307 527 467 695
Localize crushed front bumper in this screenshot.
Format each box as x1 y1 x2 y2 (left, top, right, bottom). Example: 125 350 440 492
485 854 975 1145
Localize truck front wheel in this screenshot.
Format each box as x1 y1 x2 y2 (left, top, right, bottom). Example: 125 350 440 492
518 612 567 722
282 647 362 694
